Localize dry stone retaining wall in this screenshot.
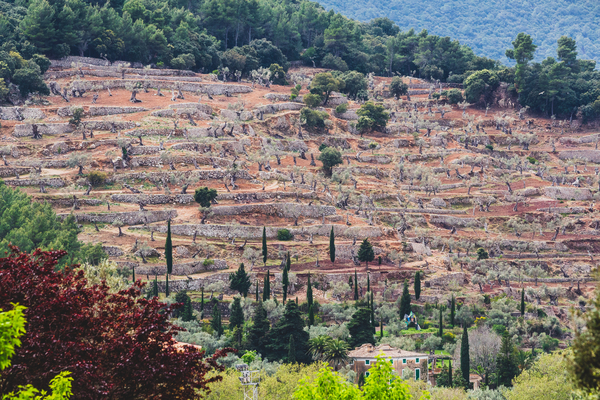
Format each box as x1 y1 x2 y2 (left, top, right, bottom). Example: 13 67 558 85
107 169 252 184
135 259 228 275
0 107 46 120
544 187 592 200
0 167 33 177
70 79 252 95
5 178 65 187
209 203 336 218
13 123 73 137
254 102 303 114
81 121 137 131
111 194 194 204
558 150 600 163
61 209 177 225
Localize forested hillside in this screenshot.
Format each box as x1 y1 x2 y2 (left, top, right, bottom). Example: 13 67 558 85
314 0 600 63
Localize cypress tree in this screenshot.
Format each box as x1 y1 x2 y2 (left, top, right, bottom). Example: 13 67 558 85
461 325 470 386
354 269 359 300
152 275 159 297
200 286 205 317
329 226 335 263
414 271 421 300
367 273 370 293
230 297 245 330
399 279 411 318
307 273 313 308
380 319 383 339
182 296 195 322
132 266 135 282
439 308 444 338
295 297 298 305
282 262 289 303
288 335 296 363
370 291 375 334
255 280 259 301
262 226 267 266
358 373 365 387
211 300 223 336
286 251 291 272
520 288 525 316
449 359 453 387
308 304 314 326
165 219 173 275
450 295 456 326
262 273 269 301
165 273 169 297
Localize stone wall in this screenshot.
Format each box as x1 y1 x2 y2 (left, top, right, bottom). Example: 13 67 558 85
61 209 177 225
111 194 194 204
13 123 73 137
58 106 147 117
558 150 600 163
5 178 65 187
209 203 336 218
217 191 317 202
544 187 592 201
141 223 387 239
0 107 46 120
425 273 467 287
70 79 252 95
169 103 213 114
335 110 358 120
81 121 137 131
0 167 33 177
429 215 478 228
356 154 391 164
14 160 68 168
135 259 228 275
107 169 252 184
34 196 102 207
254 102 303 114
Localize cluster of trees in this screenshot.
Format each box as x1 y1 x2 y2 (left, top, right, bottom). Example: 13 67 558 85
1 0 495 78
313 0 600 64
0 49 50 100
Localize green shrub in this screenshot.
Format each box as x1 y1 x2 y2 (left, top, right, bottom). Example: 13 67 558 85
318 143 329 152
87 171 107 187
485 144 494 151
527 156 537 164
335 103 348 114
269 63 287 85
203 259 214 267
477 248 489 260
445 88 464 104
300 107 328 128
442 332 456 343
277 229 293 241
492 324 506 335
69 108 84 127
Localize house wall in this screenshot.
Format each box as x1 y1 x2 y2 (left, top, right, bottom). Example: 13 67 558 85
352 357 428 381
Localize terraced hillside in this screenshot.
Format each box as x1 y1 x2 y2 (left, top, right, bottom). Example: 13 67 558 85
2 56 597 342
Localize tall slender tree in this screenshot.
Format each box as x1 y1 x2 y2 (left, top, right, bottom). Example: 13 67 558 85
153 275 159 297
262 226 267 266
449 359 453 388
380 320 383 339
165 273 169 297
307 273 313 308
308 304 314 326
414 271 421 300
367 273 370 294
520 288 525 316
288 335 296 363
200 286 205 317
497 332 518 387
210 300 223 336
262 272 270 301
255 280 259 301
248 301 270 355
230 296 245 330
165 219 173 275
132 266 135 282
399 279 411 319
439 308 444 338
450 295 456 326
182 296 195 322
329 226 335 263
354 269 359 300
370 291 375 334
282 261 289 303
461 325 470 387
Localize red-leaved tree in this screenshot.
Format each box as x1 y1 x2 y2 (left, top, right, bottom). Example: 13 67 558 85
0 246 230 399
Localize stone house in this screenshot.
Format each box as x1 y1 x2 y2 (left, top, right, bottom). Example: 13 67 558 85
348 344 428 382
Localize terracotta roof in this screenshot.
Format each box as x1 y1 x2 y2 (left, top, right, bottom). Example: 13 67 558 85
348 344 428 359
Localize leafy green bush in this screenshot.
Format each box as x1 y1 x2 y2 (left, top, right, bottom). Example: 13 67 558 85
277 229 293 241
335 103 348 114
445 88 464 104
87 171 107 187
318 143 329 151
492 324 506 335
69 108 84 127
485 144 494 151
527 156 537 164
300 107 328 128
269 63 286 85
203 259 214 267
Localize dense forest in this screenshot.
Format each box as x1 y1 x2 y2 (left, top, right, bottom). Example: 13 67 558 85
313 0 600 64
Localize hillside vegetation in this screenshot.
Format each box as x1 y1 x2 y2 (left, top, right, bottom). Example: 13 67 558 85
314 0 600 63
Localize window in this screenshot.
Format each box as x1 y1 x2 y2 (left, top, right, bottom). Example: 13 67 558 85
365 359 370 365
402 359 406 364
415 368 420 380
365 371 370 377
390 359 394 364
416 358 420 363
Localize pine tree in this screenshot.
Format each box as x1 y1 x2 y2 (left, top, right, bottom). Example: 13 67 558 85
354 269 359 300
399 279 411 319
357 238 375 270
20 0 56 53
439 308 444 338
308 304 314 326
267 301 310 363
288 335 296 363
414 271 421 300
152 276 159 297
230 296 244 330
282 259 289 303
247 301 270 355
229 263 252 297
262 226 267 266
461 325 470 387
497 332 518 387
210 300 223 336
450 295 456 326
520 288 525 316
165 273 169 297
165 219 173 275
307 273 313 308
329 226 335 263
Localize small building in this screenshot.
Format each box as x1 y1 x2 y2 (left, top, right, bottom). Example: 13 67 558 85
348 343 428 382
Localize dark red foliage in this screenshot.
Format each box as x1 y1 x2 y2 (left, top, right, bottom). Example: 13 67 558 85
0 247 230 399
